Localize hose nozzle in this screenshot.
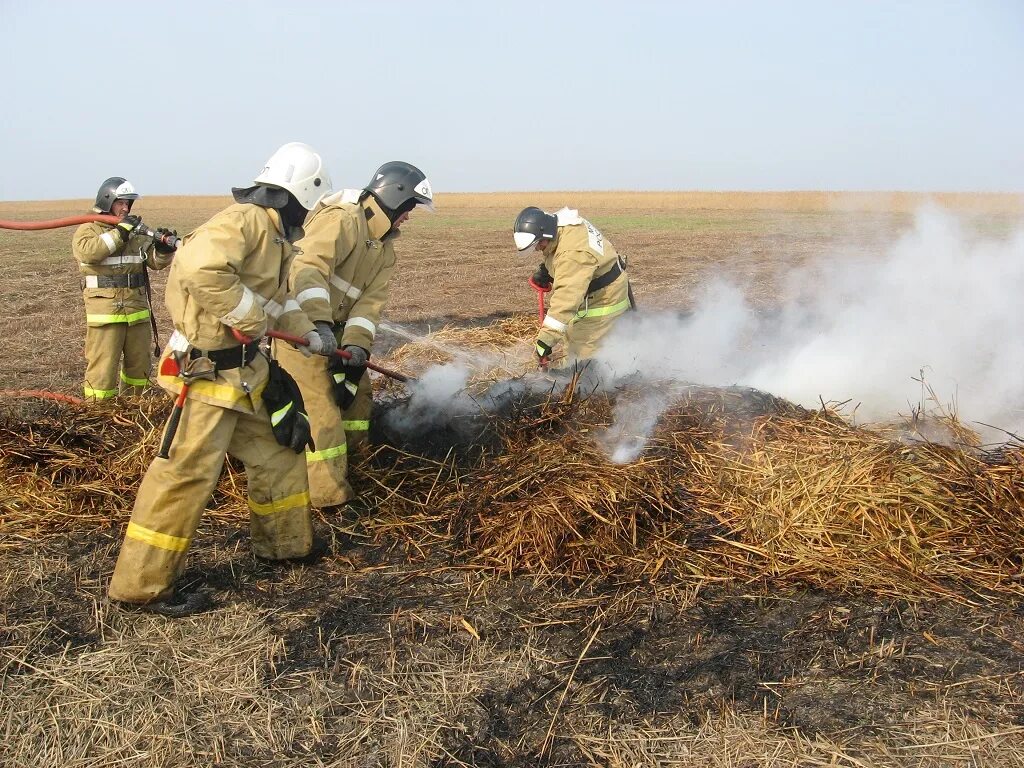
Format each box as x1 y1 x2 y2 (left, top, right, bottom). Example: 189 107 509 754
139 225 182 250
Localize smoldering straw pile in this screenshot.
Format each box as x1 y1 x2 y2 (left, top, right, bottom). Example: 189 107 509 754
3 316 1023 600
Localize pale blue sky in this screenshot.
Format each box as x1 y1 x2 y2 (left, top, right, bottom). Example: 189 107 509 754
1 0 1021 200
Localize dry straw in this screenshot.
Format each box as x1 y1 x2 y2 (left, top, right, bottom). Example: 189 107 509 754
2 318 1022 600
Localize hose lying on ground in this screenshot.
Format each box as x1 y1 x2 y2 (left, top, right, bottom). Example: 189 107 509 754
0 390 86 405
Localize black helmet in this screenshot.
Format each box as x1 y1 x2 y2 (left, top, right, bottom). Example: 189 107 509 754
92 177 140 214
363 161 434 222
513 207 558 251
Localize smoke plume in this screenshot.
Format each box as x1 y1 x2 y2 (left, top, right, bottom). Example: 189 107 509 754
594 205 1024 449
381 206 1022 462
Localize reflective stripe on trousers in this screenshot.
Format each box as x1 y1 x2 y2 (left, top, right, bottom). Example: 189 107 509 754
86 309 151 324
108 396 313 603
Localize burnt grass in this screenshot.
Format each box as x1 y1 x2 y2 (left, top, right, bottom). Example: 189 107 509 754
6 517 1024 764
3 390 1024 764
5 197 1024 764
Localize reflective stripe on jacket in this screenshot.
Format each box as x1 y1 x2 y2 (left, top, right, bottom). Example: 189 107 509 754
290 192 397 352
537 210 629 349
159 203 315 414
73 222 171 327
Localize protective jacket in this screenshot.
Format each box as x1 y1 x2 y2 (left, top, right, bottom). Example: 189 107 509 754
278 190 397 508
108 200 319 604
290 189 397 349
537 208 631 354
156 203 316 414
73 222 171 327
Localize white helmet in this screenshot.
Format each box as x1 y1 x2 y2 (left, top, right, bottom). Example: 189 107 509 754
253 142 333 210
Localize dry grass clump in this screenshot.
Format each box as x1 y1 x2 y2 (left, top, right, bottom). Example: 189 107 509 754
683 411 1024 595
361 378 1024 597
355 319 1024 599
4 317 1023 600
379 314 537 396
448 383 689 577
0 394 248 542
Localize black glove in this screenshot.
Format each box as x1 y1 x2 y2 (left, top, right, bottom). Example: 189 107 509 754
153 227 178 255
531 263 553 290
535 339 552 368
117 214 143 242
327 345 369 410
262 360 315 453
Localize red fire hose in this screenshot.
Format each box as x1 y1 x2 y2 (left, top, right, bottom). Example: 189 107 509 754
0 213 182 249
528 276 550 325
0 389 86 405
231 328 412 383
527 277 553 369
0 214 121 230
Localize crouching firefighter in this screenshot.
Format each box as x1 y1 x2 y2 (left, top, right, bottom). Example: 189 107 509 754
277 161 434 509
73 177 176 401
513 206 635 370
108 143 336 617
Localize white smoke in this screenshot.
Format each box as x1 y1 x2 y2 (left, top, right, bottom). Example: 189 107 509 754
380 206 1022 458
594 388 675 464
594 205 1024 448
381 363 476 435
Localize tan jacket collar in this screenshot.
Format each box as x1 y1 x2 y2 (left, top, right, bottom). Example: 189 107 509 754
544 228 562 254
361 196 392 241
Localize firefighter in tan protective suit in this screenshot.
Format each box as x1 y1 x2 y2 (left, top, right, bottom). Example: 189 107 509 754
72 177 176 400
278 161 434 509
513 206 634 368
108 143 336 617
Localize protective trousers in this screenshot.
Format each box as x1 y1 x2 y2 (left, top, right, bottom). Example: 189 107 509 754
83 322 152 399
276 344 354 509
552 313 621 370
342 370 372 453
108 396 314 603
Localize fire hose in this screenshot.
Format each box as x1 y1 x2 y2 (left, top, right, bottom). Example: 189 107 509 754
0 389 86 405
0 214 121 231
527 275 551 325
528 276 552 369
0 213 182 250
1 212 181 358
231 328 412 383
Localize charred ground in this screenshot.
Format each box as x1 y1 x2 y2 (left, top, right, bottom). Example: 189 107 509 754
2 193 1024 767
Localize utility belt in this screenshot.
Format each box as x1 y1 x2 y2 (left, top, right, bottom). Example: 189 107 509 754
189 340 261 371
83 274 146 289
587 256 626 295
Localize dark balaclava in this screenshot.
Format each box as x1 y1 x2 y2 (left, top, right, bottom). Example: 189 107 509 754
231 185 307 241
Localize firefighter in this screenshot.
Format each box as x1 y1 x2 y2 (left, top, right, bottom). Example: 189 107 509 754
513 206 634 369
72 178 176 400
108 142 336 616
278 161 434 509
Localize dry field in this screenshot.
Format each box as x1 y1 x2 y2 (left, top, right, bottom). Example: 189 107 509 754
2 192 1024 767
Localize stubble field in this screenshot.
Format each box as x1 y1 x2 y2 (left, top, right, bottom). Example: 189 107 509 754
1 191 1024 767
